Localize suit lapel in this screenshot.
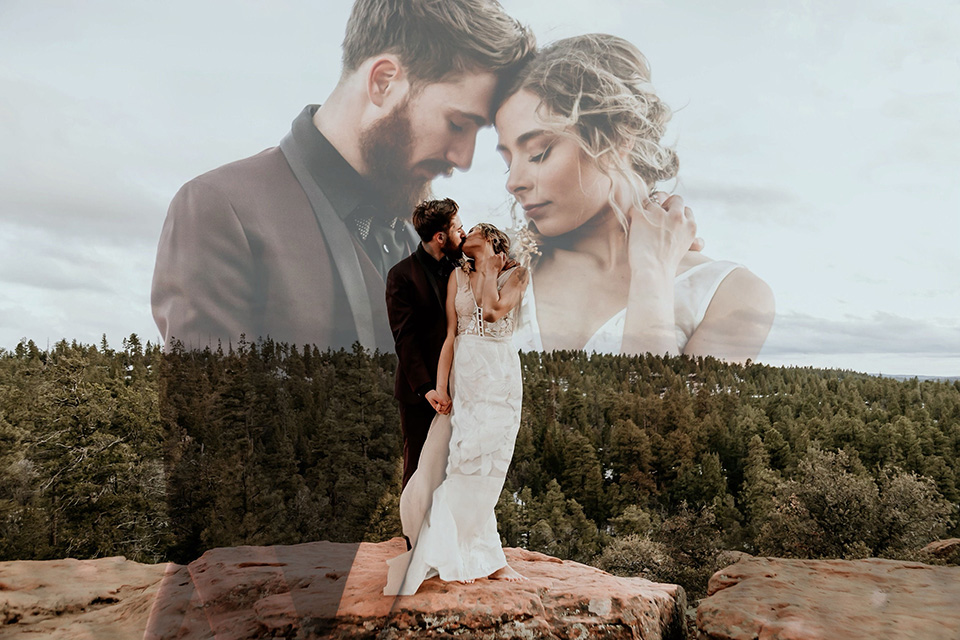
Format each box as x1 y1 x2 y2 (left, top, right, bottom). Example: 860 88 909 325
280 133 378 349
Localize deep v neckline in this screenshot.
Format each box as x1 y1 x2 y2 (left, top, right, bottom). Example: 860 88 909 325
525 273 624 352
516 260 741 352
467 271 483 309
466 267 515 308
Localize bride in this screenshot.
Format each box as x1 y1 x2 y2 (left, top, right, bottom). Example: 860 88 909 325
495 34 775 361
384 222 528 596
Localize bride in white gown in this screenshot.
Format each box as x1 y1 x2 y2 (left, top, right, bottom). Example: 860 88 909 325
495 34 775 361
384 223 528 596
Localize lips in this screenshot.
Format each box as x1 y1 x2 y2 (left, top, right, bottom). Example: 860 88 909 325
416 162 454 180
522 202 549 217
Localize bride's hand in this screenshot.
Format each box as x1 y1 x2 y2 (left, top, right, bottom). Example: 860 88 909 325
626 192 698 278
426 389 452 415
437 389 452 414
477 252 506 276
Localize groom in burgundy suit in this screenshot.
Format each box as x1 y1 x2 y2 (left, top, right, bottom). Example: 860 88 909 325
386 198 465 489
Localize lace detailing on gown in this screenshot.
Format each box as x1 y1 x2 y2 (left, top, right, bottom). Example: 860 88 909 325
455 267 518 339
384 266 524 596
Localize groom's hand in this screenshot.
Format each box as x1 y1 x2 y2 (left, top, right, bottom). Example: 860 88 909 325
425 389 442 411
426 389 451 414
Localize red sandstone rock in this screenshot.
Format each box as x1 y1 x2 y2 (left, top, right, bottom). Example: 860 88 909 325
0 539 686 639
921 538 960 561
697 556 960 640
0 555 168 639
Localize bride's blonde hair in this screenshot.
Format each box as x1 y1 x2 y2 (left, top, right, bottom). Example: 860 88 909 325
475 222 511 255
463 223 521 272
498 33 678 231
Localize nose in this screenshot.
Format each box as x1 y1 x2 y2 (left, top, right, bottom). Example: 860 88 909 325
445 132 477 172
505 160 529 196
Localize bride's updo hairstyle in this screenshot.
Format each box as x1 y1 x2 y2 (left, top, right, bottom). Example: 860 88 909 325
464 223 520 272
475 222 511 255
498 34 678 229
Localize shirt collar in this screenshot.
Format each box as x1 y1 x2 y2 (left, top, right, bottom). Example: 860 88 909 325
416 244 459 275
416 243 441 269
289 104 389 220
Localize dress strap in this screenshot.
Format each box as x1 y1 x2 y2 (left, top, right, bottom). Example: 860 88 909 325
454 267 466 289
496 266 520 291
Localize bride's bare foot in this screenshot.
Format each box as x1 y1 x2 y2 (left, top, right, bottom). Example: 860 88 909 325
488 564 527 582
456 578 475 585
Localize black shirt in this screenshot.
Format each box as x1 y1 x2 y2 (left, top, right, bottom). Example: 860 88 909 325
411 244 458 398
290 105 415 281
415 244 457 300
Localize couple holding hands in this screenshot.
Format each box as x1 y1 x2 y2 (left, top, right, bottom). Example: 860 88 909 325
151 0 773 598
383 35 773 595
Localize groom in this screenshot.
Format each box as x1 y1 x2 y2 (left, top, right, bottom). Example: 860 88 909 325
151 0 533 352
386 198 465 489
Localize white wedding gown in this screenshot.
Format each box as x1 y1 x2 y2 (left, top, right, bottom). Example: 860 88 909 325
513 260 742 353
384 267 522 596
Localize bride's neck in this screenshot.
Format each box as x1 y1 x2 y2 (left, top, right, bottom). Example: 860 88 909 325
543 207 627 271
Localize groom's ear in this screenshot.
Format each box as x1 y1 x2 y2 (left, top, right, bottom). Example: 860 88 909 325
367 54 410 108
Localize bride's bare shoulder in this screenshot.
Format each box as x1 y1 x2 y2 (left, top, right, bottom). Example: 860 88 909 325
501 264 529 291
676 251 713 274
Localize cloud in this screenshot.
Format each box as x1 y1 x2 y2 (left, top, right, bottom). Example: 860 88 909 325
681 181 800 210
0 78 172 246
763 311 960 357
0 287 159 351
676 179 816 232
0 0 956 377
1 265 108 294
682 182 797 209
0 221 152 293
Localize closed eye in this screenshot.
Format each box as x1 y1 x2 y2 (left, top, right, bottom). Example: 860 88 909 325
449 121 464 133
530 146 552 163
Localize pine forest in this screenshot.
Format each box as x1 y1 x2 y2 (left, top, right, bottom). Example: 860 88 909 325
1 336 958 597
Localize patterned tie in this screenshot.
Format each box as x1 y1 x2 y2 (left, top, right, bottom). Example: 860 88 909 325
350 205 410 281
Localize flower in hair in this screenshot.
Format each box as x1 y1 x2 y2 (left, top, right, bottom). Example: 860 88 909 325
512 226 542 270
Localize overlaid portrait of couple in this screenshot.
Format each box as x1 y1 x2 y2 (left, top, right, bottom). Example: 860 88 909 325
150 0 776 595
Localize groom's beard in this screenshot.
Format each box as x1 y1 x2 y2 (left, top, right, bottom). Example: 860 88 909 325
441 235 466 262
358 98 434 214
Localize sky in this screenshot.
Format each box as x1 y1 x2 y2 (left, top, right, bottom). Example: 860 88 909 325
1 0 958 376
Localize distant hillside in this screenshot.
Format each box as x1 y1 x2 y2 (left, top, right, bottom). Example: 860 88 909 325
879 374 960 383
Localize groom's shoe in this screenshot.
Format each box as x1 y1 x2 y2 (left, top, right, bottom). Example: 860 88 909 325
404 535 412 551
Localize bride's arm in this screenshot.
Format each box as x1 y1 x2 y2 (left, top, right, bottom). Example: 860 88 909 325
477 258 528 322
620 193 696 357
620 192 774 362
682 268 775 363
434 270 459 411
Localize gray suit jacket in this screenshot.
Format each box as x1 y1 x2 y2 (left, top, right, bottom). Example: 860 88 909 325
151 144 396 351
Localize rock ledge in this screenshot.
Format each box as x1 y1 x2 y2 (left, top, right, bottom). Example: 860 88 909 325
0 539 686 639
697 556 960 640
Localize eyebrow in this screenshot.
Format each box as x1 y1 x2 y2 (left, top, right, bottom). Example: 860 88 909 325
452 109 489 128
495 129 548 153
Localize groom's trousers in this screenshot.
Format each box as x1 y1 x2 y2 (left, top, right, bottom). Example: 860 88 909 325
398 398 437 489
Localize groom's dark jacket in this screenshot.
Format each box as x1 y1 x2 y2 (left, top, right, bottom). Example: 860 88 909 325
386 246 452 404
151 105 415 352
